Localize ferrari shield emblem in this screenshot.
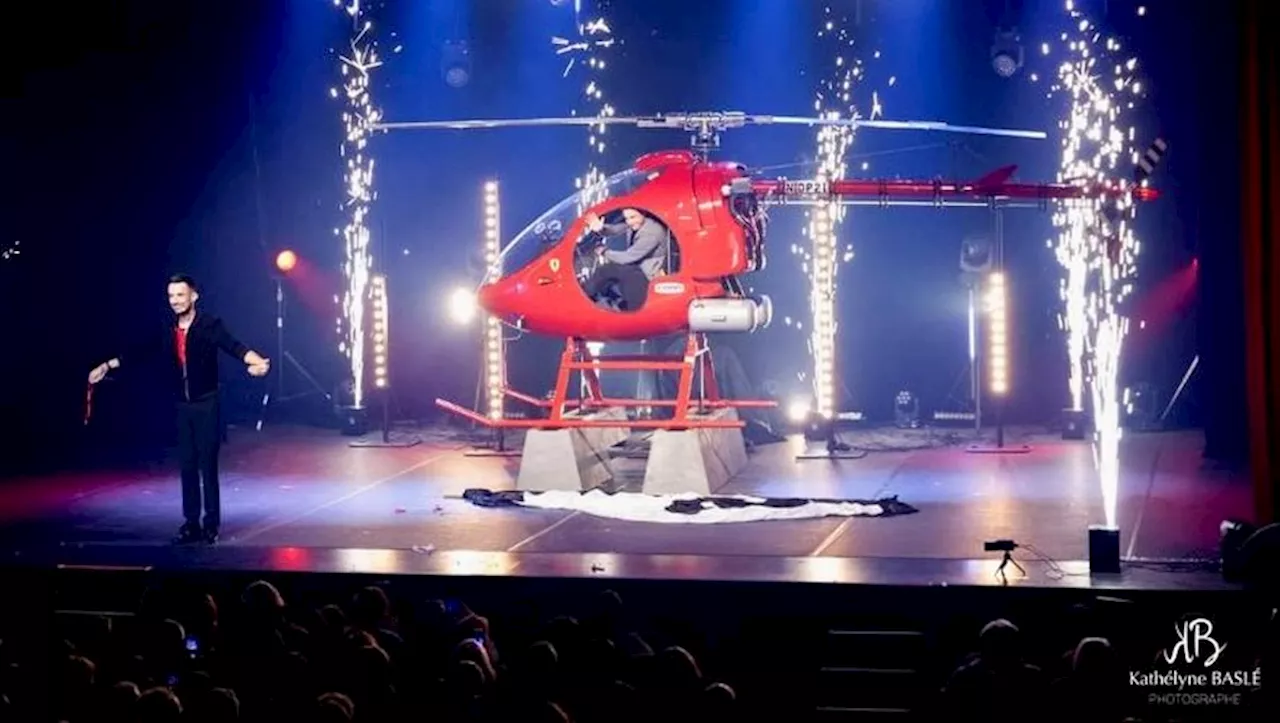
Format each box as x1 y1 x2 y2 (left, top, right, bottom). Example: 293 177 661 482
549 258 560 272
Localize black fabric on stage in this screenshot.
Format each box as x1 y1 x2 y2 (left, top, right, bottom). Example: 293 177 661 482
460 488 917 517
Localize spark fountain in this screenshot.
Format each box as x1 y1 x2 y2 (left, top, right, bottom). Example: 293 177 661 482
1042 0 1152 571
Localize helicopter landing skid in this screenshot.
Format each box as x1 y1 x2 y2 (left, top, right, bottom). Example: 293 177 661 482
435 333 776 430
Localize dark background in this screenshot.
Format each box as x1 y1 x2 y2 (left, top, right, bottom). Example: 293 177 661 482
3 0 1244 475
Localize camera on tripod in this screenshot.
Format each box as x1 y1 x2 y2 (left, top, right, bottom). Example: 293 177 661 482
984 539 1018 552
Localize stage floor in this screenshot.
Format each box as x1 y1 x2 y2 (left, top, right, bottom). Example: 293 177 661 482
0 424 1250 590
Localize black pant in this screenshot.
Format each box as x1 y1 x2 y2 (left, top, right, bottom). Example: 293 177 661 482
583 262 649 310
177 395 221 530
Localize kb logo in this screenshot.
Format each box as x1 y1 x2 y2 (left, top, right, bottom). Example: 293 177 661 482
1162 618 1226 668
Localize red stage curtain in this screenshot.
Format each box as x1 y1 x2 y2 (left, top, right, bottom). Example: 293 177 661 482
1241 0 1280 524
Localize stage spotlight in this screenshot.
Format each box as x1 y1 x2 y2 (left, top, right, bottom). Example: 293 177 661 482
371 274 388 390
960 235 992 275
441 40 472 88
893 391 919 429
990 29 1024 78
448 287 477 325
275 249 297 273
786 397 811 424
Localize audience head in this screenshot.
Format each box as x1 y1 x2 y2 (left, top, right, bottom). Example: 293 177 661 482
135 686 182 723
657 645 703 690
314 692 355 722
319 603 347 631
205 687 240 722
527 699 572 723
188 593 219 640
147 619 187 669
978 619 1023 668
62 654 95 689
526 639 559 667
240 581 285 623
1072 636 1114 676
592 589 624 626
350 586 391 629
454 637 495 680
104 681 140 716
447 658 488 699
700 681 737 719
354 644 393 690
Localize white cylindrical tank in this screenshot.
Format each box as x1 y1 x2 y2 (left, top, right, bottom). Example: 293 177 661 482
688 296 773 333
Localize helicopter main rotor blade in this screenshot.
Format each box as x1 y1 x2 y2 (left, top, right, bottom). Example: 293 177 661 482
373 112 1046 140
374 116 636 131
750 115 1047 140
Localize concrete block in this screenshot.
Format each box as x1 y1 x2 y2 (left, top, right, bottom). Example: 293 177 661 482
643 407 748 496
516 407 629 492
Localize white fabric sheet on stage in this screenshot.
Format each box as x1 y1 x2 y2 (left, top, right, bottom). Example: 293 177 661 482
515 489 891 524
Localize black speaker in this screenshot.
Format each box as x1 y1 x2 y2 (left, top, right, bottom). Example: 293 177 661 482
338 406 369 437
1062 408 1087 440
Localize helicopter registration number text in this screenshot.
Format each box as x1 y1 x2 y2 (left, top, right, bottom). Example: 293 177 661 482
782 180 830 196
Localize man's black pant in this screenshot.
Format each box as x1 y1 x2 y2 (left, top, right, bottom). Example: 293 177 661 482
583 262 649 311
177 395 221 531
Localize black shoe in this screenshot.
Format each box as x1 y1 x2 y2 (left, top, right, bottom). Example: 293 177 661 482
203 528 219 545
173 525 202 544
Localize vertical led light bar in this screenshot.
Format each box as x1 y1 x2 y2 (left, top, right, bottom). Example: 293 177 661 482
370 274 388 390
987 272 1009 396
482 180 505 420
968 288 978 367
809 203 838 419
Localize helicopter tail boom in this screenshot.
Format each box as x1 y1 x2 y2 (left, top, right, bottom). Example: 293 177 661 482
750 169 1159 205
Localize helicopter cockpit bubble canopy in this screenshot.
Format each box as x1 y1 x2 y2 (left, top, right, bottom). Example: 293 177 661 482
485 168 657 282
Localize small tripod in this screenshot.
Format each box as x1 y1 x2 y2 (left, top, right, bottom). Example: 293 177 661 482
986 539 1027 583
995 549 1026 581
256 276 331 430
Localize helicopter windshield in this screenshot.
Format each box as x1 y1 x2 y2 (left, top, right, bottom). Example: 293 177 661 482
489 168 655 280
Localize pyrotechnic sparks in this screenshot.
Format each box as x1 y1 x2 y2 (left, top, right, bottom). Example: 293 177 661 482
1042 0 1148 528
554 0 616 211
331 0 385 408
1 240 18 260
551 16 615 78
799 7 882 419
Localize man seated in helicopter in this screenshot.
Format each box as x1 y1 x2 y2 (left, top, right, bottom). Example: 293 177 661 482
581 208 668 311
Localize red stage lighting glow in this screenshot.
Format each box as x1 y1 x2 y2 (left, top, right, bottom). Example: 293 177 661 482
275 250 298 273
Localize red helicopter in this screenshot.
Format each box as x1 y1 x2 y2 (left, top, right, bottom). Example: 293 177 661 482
373 112 1159 429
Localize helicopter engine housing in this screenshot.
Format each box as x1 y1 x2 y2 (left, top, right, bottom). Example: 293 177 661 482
688 296 772 333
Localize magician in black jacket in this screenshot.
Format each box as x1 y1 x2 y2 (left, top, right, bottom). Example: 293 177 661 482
89 274 270 544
